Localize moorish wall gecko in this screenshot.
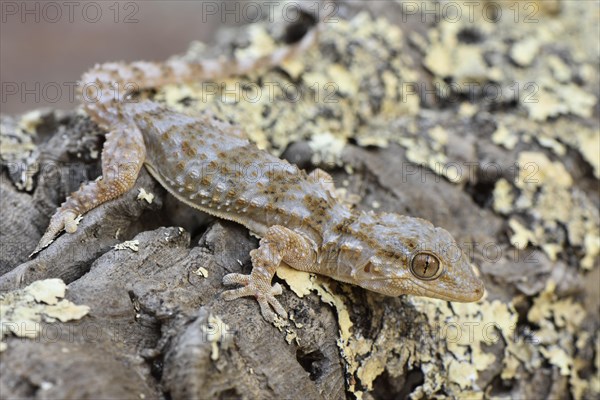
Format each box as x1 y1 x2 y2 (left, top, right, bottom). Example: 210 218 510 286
32 17 484 322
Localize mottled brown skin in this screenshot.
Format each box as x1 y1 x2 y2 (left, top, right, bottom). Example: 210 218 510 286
33 25 484 322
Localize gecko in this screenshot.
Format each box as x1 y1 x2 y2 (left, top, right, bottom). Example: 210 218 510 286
31 19 484 322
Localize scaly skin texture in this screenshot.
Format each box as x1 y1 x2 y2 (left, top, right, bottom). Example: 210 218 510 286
33 23 484 322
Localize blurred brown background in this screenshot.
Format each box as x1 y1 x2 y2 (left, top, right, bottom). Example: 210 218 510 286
0 1 247 115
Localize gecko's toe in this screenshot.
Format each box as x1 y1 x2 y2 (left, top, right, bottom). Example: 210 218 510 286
265 294 287 319
221 273 288 321
30 210 79 257
222 273 250 286
256 292 287 322
221 285 254 301
257 298 278 322
271 282 283 296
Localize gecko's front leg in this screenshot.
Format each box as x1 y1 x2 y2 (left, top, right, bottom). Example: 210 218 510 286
32 124 146 255
222 225 316 322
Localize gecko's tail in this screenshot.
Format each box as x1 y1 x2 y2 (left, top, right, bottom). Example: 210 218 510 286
79 13 321 128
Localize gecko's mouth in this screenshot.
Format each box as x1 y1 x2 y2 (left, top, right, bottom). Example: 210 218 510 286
358 273 485 302
412 279 485 302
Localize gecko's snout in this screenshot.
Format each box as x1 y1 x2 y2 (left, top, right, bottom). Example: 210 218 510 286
474 286 484 299
458 268 485 302
466 282 485 302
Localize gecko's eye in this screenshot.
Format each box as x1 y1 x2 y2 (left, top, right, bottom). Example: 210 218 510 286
410 252 443 280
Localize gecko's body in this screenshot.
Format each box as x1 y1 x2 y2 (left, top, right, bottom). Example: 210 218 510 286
33 22 484 321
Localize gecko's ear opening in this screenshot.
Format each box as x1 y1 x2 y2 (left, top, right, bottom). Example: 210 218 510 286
283 8 318 44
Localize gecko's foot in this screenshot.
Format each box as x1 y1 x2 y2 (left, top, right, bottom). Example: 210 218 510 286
30 210 79 257
222 273 287 322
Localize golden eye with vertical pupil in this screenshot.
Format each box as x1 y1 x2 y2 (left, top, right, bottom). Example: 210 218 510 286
410 252 443 280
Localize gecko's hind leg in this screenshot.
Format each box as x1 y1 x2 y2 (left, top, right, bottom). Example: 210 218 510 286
222 226 316 322
32 124 146 256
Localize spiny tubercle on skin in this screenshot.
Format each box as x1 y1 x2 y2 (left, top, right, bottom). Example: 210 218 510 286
33 22 484 322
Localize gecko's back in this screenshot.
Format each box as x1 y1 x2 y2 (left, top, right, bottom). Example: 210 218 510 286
125 101 344 243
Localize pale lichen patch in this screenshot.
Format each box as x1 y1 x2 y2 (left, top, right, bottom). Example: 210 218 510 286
17 110 44 135
516 151 573 188
492 179 515 214
1 115 39 191
308 131 346 166
510 37 540 67
522 280 592 397
275 264 314 298
233 24 277 65
27 278 67 305
496 151 600 267
524 84 596 121
401 297 522 396
491 123 518 150
113 240 140 252
194 266 209 278
137 188 155 204
447 360 478 389
0 279 90 350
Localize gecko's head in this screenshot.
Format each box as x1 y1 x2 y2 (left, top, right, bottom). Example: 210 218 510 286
347 212 484 302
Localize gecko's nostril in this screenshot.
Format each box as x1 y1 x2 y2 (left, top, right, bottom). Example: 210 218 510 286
472 286 484 300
